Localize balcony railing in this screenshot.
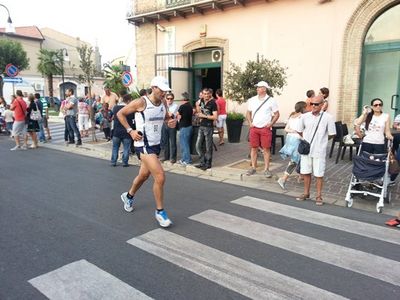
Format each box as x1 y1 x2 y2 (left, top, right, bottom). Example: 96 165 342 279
166 0 192 9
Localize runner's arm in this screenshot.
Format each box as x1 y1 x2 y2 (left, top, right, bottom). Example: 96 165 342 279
117 97 145 140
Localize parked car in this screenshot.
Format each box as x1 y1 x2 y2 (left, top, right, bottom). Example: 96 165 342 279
43 96 61 111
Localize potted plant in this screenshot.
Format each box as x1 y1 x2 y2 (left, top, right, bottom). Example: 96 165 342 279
224 56 287 143
226 111 245 143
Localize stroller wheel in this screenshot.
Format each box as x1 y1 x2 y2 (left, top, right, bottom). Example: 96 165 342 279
346 198 353 208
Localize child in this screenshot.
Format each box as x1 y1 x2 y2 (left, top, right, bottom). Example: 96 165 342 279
100 103 112 141
4 105 14 136
277 101 307 190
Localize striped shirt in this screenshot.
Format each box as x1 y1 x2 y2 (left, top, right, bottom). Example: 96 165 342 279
40 98 48 117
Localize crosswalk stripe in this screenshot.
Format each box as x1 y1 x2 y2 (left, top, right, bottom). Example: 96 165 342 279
28 259 153 300
189 210 400 287
128 229 347 300
232 196 400 245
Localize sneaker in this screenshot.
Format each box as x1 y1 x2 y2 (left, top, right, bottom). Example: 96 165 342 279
76 140 82 146
264 170 272 178
246 168 256 176
10 145 20 151
155 210 172 228
120 192 134 212
277 178 286 190
20 145 28 150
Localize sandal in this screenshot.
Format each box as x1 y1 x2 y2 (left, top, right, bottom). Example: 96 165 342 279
296 194 310 201
316 196 324 206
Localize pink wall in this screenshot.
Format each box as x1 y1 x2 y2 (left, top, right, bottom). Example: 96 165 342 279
156 0 362 120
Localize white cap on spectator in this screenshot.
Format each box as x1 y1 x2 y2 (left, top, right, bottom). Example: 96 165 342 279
150 76 171 92
254 81 270 89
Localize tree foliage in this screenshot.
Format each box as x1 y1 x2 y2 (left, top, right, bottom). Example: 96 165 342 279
37 48 63 98
77 44 96 95
102 63 125 94
224 57 288 104
0 39 30 96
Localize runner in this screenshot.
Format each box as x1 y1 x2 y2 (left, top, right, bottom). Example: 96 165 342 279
117 76 176 228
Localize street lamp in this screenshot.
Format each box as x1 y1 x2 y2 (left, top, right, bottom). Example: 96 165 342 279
59 48 69 99
0 3 15 34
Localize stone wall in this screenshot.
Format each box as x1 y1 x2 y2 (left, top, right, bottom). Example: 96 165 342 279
135 24 156 88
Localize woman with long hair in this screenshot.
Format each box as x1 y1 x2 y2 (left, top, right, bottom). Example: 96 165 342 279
354 98 393 154
25 93 40 148
277 101 307 189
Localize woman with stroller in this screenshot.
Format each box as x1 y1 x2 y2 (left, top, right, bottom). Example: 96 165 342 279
354 98 395 184
354 98 393 153
277 101 307 189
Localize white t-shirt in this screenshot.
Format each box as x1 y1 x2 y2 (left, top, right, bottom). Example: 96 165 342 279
286 115 302 138
297 111 336 158
247 95 278 128
4 109 14 122
363 113 388 145
168 102 179 117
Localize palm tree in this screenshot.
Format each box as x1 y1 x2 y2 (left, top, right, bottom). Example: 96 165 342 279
37 49 63 105
102 63 125 94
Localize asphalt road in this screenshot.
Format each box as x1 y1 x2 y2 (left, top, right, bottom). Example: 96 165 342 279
1 136 399 300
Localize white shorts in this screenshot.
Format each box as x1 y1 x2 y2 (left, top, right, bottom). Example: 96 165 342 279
216 114 227 128
78 114 91 131
12 121 27 137
300 155 326 177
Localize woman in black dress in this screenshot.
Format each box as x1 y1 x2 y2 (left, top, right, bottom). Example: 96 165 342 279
26 93 40 148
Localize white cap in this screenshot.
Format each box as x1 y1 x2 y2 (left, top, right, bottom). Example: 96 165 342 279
255 81 270 89
150 76 171 92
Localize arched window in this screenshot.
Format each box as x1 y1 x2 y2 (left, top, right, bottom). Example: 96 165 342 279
360 4 400 119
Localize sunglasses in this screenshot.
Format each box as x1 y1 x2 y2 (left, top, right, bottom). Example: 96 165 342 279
310 102 322 106
373 103 383 107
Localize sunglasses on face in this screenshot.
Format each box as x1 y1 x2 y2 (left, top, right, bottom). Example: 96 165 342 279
310 102 322 106
373 103 383 107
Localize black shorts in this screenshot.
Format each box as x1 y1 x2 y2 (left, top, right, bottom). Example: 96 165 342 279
135 144 161 160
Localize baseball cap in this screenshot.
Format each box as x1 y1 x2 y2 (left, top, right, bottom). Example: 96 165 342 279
254 81 270 89
150 76 171 92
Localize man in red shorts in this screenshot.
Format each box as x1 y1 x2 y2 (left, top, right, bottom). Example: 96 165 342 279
245 81 280 177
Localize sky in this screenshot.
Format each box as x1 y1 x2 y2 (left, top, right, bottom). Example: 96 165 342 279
1 0 136 66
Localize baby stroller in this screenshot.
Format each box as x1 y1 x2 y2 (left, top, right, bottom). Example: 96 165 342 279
345 141 392 213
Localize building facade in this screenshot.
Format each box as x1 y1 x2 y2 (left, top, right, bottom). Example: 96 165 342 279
128 0 400 123
1 26 104 102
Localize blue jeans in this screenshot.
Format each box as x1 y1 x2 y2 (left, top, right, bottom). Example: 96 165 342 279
161 124 177 161
179 126 192 163
111 136 132 165
65 115 81 142
196 126 214 167
38 119 45 141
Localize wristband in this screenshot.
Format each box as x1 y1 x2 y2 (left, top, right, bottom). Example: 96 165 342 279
127 128 133 133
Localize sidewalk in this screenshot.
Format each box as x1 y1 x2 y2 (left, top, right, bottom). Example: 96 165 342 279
44 118 399 216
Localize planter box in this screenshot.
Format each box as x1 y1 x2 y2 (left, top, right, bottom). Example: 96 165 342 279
226 119 243 143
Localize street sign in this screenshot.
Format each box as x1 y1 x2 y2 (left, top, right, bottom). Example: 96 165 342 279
5 64 19 77
122 71 133 87
3 77 23 83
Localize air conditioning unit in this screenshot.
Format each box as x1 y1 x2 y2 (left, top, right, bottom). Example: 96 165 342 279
211 50 222 62
34 83 43 90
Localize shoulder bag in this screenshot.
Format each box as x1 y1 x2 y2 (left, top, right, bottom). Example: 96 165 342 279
298 112 324 155
30 103 42 121
251 96 270 122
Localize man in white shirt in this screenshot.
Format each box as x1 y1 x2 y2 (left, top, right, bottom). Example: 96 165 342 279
296 95 336 205
246 81 280 177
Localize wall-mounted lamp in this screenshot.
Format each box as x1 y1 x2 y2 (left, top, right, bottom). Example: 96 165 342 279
156 24 166 32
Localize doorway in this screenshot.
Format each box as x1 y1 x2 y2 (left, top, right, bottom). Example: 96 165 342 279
194 66 221 98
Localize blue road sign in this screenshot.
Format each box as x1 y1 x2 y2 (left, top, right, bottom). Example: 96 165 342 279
3 77 23 83
5 64 19 77
122 71 133 87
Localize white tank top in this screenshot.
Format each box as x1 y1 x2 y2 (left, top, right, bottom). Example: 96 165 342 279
363 113 388 145
134 96 166 147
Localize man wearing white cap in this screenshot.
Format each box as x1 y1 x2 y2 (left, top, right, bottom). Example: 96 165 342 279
246 81 280 177
117 76 177 228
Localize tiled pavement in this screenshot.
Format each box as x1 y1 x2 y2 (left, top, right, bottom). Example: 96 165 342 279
44 119 399 216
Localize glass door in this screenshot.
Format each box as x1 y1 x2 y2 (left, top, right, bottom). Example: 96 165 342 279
360 45 400 120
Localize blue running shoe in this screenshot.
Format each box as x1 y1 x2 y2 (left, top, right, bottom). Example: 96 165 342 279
155 210 172 228
120 192 134 212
